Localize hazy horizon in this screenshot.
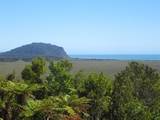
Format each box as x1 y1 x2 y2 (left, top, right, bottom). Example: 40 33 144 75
0 0 160 54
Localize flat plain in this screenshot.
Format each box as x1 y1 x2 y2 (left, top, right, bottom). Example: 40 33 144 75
1 60 160 78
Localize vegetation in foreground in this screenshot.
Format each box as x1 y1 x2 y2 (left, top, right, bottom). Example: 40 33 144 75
0 58 160 120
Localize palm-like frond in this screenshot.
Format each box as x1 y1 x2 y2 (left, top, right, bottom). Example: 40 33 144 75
0 81 43 94
21 95 90 119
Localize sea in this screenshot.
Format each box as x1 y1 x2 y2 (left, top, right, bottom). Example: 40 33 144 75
70 55 160 61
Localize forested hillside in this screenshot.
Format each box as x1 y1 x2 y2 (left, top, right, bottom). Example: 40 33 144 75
0 58 160 120
0 43 68 61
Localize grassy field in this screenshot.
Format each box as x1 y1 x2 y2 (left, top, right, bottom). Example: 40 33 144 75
1 60 160 78
71 60 160 77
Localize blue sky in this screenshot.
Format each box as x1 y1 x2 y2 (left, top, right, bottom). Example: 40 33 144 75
0 0 160 54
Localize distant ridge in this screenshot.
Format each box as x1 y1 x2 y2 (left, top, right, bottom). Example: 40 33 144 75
0 43 69 61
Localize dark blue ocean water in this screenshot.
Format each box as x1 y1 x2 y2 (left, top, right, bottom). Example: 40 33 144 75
70 55 160 60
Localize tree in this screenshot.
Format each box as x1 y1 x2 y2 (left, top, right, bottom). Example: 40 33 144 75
123 100 151 120
77 72 113 120
22 57 47 99
0 78 43 120
151 99 160 120
47 60 73 96
2 58 160 120
6 70 15 81
22 57 46 83
111 62 160 120
150 81 160 120
21 59 90 120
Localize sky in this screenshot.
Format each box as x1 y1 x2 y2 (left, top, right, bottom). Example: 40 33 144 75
0 0 160 54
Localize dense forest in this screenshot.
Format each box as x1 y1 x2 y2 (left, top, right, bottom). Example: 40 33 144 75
0 58 160 120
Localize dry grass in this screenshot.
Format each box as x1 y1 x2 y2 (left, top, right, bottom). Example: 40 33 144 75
0 60 160 79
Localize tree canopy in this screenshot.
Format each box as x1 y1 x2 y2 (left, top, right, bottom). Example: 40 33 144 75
0 59 160 120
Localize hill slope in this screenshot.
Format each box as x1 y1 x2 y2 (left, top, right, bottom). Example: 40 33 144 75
0 43 69 60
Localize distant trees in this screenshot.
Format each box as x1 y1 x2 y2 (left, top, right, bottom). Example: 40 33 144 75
0 58 160 120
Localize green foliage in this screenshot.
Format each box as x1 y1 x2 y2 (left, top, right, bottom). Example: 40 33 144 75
124 100 151 120
77 72 113 119
111 62 160 120
0 80 43 95
47 60 73 95
22 65 35 82
0 58 160 120
0 78 43 120
21 95 89 120
31 57 46 77
21 57 47 99
6 70 15 81
151 99 160 120
22 57 46 83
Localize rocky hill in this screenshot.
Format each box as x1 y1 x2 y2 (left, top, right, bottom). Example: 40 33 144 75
0 43 69 61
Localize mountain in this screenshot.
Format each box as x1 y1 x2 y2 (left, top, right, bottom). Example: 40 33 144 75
0 43 69 61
